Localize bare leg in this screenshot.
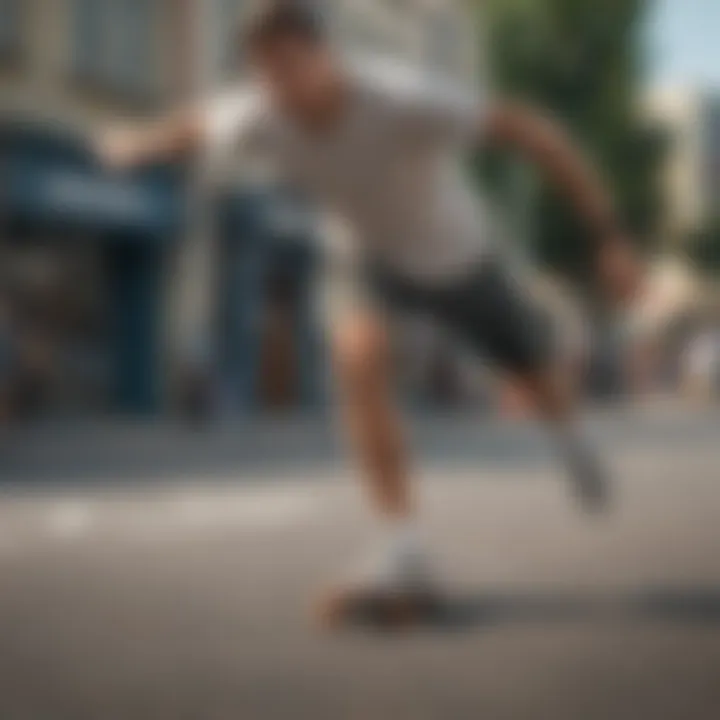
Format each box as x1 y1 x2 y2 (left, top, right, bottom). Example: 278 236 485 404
516 362 610 512
331 311 413 520
520 363 575 424
314 309 442 626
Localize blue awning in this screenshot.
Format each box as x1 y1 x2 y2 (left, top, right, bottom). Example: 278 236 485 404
3 158 184 237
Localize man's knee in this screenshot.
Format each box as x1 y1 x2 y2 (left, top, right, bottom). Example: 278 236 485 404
332 315 389 392
520 365 575 420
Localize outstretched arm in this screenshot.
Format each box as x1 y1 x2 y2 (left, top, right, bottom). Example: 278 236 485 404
96 88 266 175
483 102 641 302
95 107 205 171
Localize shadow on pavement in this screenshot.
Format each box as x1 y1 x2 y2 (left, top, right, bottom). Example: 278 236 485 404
432 586 720 632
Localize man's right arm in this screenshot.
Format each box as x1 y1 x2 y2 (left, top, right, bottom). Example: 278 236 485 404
95 107 205 171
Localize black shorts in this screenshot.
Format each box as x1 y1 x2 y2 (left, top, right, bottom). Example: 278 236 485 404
369 258 555 375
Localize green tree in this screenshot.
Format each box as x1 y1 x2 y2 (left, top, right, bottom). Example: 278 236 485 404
686 219 720 277
476 0 667 280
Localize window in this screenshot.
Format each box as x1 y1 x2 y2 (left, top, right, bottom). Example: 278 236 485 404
72 0 160 98
0 0 23 60
337 0 414 59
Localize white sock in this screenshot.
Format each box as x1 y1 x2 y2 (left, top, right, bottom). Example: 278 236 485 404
353 518 426 589
382 518 422 561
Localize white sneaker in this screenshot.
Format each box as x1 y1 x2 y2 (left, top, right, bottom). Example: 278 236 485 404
346 542 438 596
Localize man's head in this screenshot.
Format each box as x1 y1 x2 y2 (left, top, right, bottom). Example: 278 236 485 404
241 2 341 121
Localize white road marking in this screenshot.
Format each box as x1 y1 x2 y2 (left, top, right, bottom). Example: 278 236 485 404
170 490 322 531
1 488 326 552
46 503 95 541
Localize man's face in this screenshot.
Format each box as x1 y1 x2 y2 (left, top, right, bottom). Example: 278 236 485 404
250 38 338 120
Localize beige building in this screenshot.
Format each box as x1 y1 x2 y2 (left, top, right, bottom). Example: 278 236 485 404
331 0 478 87
645 86 720 245
0 0 195 130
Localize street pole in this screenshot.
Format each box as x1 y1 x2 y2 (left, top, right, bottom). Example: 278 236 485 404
170 0 220 413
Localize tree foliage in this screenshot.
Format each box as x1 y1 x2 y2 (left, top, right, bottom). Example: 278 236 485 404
475 0 667 279
686 219 720 277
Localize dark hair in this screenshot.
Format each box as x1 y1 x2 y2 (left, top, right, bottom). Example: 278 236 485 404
242 2 326 54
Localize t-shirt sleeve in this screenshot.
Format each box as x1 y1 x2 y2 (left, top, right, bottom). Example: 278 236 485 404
357 56 486 146
201 87 269 160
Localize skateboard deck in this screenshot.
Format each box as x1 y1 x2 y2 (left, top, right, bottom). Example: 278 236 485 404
315 586 447 631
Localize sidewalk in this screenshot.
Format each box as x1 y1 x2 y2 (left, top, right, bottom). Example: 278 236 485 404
1 403 718 487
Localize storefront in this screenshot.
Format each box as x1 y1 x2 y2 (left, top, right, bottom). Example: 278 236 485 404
0 122 183 417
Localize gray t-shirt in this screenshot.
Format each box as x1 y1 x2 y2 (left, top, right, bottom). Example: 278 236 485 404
203 56 491 282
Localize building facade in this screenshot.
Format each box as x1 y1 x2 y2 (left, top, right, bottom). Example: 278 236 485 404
331 0 477 87
0 0 193 417
645 87 720 245
0 0 479 419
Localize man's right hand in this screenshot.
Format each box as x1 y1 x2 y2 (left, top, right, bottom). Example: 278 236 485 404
94 127 146 172
95 110 202 171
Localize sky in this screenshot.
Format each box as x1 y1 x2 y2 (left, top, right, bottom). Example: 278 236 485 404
648 0 720 89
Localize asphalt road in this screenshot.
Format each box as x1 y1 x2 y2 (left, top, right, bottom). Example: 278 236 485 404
1 408 719 719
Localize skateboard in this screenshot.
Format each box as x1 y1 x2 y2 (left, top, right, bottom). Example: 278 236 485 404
315 585 447 631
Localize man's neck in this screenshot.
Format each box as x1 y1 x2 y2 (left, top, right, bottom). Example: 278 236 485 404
291 70 351 137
